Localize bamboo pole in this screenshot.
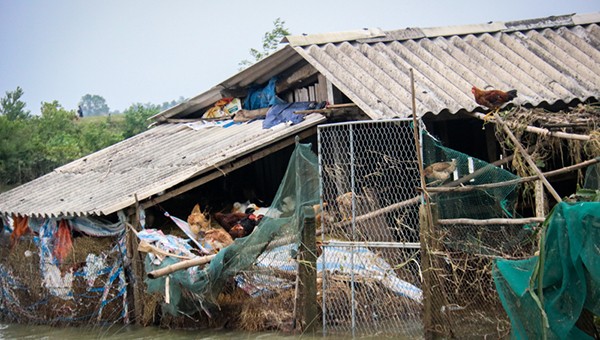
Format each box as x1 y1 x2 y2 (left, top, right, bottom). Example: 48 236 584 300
426 157 600 193
465 111 591 141
493 112 563 203
437 217 545 225
147 254 217 279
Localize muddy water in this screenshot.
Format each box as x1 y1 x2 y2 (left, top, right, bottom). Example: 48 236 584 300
0 322 365 339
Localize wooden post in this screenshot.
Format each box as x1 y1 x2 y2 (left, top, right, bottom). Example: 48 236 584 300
297 206 318 333
420 204 450 339
126 194 146 324
316 74 329 103
419 204 434 339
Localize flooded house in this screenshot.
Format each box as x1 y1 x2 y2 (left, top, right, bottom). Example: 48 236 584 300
0 12 598 338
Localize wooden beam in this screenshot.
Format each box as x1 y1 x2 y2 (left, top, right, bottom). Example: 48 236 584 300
140 127 317 210
276 64 319 93
465 111 591 141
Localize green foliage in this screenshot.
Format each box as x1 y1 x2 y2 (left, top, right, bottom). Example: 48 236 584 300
34 101 82 167
0 87 177 191
78 116 124 154
79 94 110 116
0 86 30 120
0 115 34 186
239 18 291 69
122 103 161 138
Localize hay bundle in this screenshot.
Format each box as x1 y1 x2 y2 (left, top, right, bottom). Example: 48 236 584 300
239 288 296 332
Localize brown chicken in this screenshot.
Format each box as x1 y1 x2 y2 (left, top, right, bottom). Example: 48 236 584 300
228 214 262 239
423 159 457 185
213 211 252 232
187 204 210 238
471 86 517 120
203 228 234 253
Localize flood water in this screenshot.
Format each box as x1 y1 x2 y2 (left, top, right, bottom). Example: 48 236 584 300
0 323 371 340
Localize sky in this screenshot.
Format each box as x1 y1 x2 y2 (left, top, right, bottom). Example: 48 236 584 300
0 0 598 114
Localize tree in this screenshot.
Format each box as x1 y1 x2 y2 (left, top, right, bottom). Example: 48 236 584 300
35 101 82 165
123 103 161 138
0 86 30 120
79 94 110 116
79 119 123 155
239 18 291 69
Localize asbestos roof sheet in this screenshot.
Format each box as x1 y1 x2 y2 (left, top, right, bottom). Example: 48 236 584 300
0 114 325 218
290 13 600 119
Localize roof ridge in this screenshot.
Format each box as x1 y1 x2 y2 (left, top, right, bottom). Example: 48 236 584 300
284 12 600 46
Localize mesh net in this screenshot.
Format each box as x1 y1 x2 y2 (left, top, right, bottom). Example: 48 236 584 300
0 218 128 325
145 142 320 316
420 131 539 338
493 164 600 339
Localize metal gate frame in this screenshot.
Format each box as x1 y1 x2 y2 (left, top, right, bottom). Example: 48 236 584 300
317 119 424 337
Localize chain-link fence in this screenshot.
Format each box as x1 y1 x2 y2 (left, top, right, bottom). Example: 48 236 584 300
317 120 540 338
318 119 424 337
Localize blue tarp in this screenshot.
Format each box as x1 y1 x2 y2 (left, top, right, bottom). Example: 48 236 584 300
263 101 326 129
243 77 285 110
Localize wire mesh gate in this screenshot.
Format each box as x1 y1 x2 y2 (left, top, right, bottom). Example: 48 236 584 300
318 119 424 337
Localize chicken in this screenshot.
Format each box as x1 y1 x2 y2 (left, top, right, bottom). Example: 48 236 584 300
213 211 252 232
187 204 210 238
231 200 251 213
423 159 457 185
335 192 359 221
247 203 281 218
471 86 517 120
228 214 262 239
314 202 334 229
203 228 234 252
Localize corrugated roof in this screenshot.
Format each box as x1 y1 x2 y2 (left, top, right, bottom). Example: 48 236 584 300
289 12 600 119
0 114 325 218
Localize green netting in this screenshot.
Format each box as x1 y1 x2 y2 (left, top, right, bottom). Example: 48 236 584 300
144 142 320 315
422 132 520 220
493 165 600 339
422 132 536 258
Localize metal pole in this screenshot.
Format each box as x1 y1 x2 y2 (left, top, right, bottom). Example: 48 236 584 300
317 126 328 336
349 123 356 337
